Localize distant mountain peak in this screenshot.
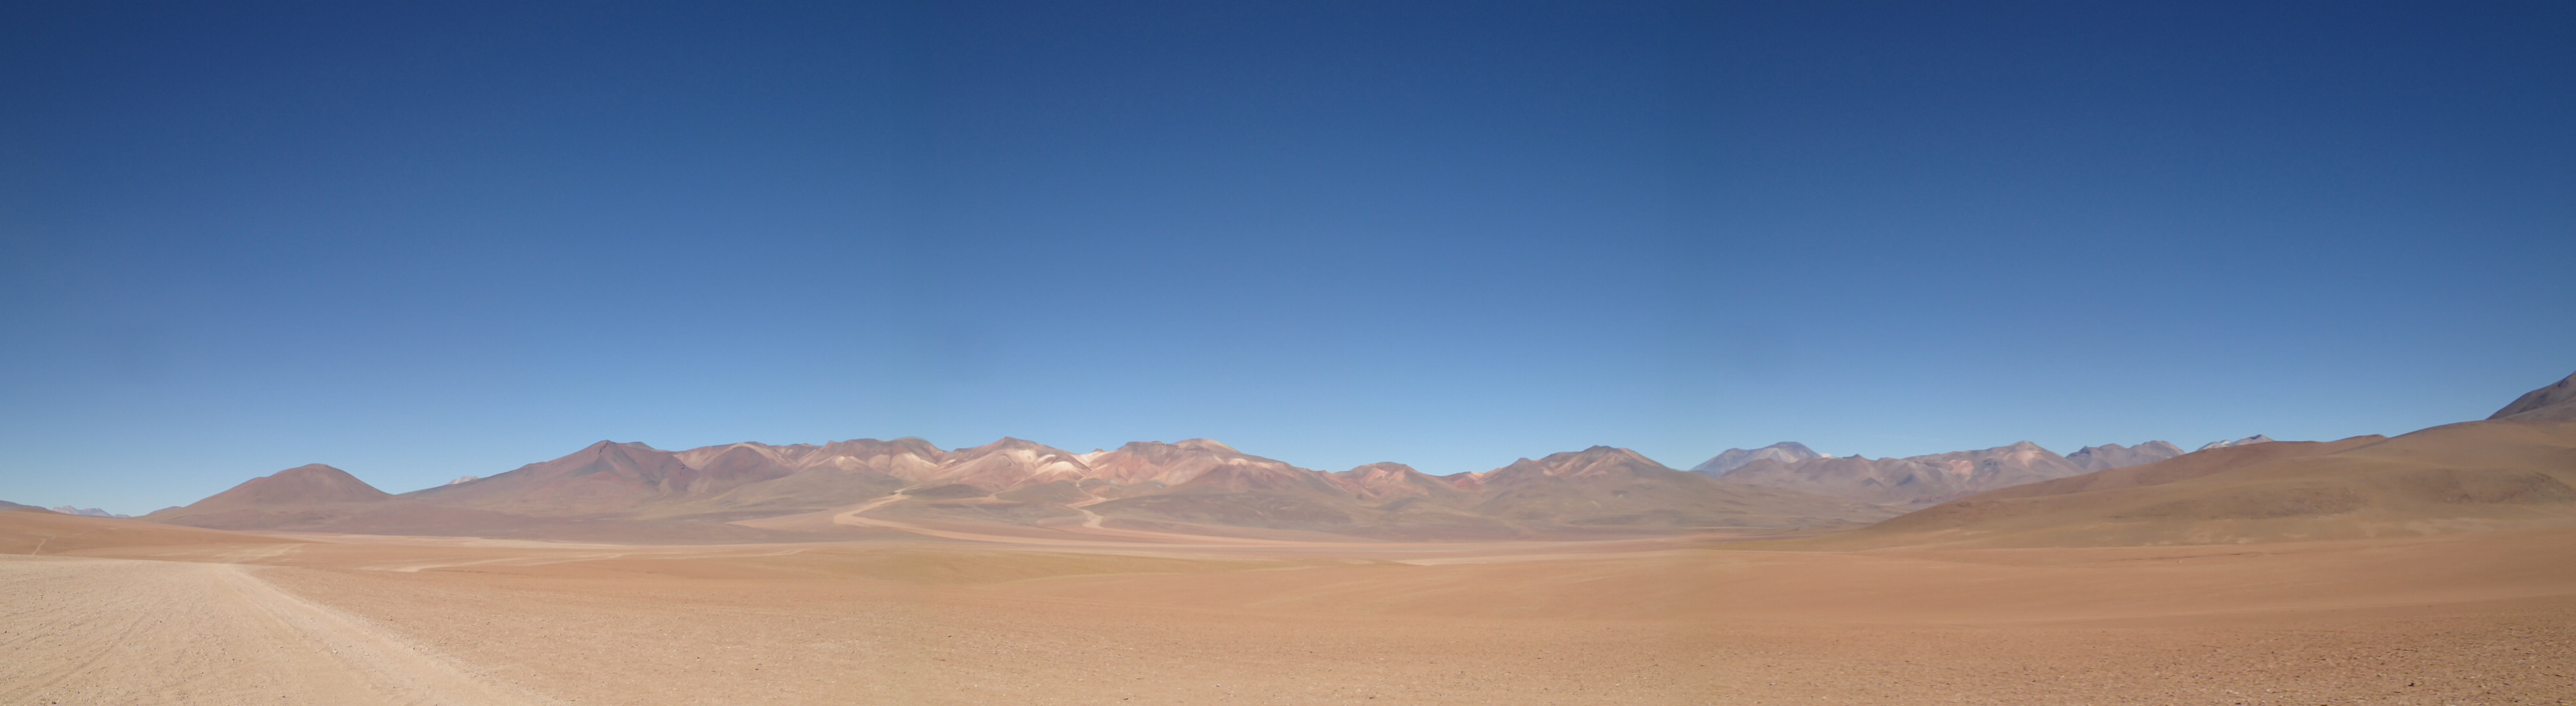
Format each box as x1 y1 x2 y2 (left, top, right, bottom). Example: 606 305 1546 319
1709 442 2086 505
2197 435 2276 452
166 463 393 513
2066 441 2185 472
1489 446 1673 483
580 439 660 452
1343 461 1418 476
1692 442 1825 476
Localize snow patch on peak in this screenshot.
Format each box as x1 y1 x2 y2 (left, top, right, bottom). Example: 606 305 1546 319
2197 435 2277 452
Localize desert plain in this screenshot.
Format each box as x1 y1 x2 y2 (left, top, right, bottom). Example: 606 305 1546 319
5 508 2573 705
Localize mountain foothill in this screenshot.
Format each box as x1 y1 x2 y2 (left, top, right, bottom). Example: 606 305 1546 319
16 369 2571 549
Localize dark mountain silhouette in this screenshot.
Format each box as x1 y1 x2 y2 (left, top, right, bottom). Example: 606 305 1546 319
2492 369 2576 422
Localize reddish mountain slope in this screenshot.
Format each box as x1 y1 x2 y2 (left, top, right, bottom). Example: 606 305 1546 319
181 464 393 508
406 441 700 515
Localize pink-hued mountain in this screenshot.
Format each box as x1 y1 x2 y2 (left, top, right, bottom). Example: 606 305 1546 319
1083 439 1300 487
921 438 1095 491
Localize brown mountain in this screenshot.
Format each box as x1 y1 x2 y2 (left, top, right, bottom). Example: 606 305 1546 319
2064 441 2186 471
188 463 393 507
143 463 400 529
2492 369 2576 422
144 463 527 534
0 500 49 512
1717 442 2090 505
406 441 717 515
143 458 846 542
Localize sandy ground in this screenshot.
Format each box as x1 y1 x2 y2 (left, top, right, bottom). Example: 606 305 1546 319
0 554 550 705
9 522 2575 705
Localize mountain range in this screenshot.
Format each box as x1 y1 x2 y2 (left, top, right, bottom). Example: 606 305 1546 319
1794 372 2576 548
1692 440 2185 505
141 437 1901 540
95 369 2576 546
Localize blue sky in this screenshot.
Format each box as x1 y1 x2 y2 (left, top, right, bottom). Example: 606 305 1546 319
4 2 2570 513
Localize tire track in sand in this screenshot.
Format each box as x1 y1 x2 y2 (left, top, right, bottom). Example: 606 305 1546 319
0 555 553 706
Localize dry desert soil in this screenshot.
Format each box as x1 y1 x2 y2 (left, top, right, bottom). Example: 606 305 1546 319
4 507 2573 706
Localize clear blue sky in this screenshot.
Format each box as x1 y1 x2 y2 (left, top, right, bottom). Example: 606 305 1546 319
4 2 2570 513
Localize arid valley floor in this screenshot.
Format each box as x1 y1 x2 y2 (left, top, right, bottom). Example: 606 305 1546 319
6 511 2573 705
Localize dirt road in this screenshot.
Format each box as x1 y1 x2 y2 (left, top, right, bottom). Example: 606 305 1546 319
0 555 550 706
